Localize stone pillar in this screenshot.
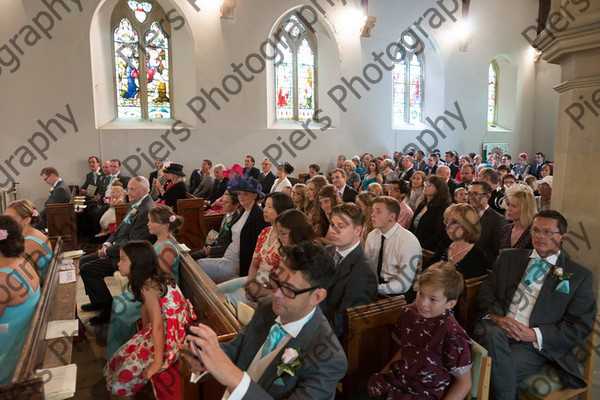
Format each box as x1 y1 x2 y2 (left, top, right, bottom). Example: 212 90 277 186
534 0 600 296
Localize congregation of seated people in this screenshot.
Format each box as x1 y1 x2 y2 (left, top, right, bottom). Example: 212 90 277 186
0 147 595 400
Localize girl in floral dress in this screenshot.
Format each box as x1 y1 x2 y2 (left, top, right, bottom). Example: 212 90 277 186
104 240 195 397
367 263 472 400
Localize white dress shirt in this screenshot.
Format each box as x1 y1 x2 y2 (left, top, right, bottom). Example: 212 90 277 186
364 223 422 295
507 249 560 350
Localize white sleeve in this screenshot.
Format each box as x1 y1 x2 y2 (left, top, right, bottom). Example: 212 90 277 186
223 372 251 400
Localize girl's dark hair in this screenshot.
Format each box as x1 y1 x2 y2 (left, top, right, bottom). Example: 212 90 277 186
275 209 315 244
149 205 183 232
0 216 25 257
265 192 295 215
422 175 452 208
124 240 175 302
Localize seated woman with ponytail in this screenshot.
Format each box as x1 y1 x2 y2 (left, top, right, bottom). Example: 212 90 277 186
5 200 53 280
106 205 183 358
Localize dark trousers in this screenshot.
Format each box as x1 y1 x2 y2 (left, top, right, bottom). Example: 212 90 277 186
80 252 117 310
472 319 549 400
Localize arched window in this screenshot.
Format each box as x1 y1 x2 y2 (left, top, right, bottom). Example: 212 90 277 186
275 13 317 121
393 34 424 126
112 1 171 119
487 60 498 125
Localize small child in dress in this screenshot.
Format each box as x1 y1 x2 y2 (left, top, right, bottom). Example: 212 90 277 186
104 240 195 397
367 262 473 400
96 185 125 237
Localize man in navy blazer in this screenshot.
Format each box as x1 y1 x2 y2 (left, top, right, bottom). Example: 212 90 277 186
184 242 347 399
331 169 358 203
38 167 72 229
322 203 377 337
472 210 596 400
80 176 156 323
243 155 261 180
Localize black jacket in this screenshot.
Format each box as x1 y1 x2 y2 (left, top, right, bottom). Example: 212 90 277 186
234 203 268 277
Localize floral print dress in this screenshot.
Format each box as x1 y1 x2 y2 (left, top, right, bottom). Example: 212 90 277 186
104 283 196 396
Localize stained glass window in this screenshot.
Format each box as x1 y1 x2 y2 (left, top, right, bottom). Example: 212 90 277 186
114 18 141 119
393 34 424 126
112 0 172 120
275 13 317 121
488 60 498 125
146 22 170 119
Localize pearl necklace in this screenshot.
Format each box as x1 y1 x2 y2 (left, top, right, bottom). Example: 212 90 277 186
448 243 472 262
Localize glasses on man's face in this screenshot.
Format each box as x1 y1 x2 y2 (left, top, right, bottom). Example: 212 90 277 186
531 226 561 237
468 192 486 197
42 176 49 182
263 271 319 299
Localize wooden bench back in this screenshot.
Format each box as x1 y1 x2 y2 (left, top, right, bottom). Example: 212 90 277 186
114 203 131 226
458 275 488 329
288 177 303 186
176 197 206 252
46 204 78 251
174 240 240 399
341 296 406 399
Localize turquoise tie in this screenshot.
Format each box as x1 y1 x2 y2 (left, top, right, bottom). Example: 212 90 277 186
261 323 286 358
523 258 549 286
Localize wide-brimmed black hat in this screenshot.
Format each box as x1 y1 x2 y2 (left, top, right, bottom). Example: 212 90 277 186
227 177 263 197
163 163 186 177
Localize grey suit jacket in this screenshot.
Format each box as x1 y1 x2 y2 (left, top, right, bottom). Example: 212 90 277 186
321 245 378 337
476 207 507 265
222 300 347 399
105 194 156 261
476 248 597 388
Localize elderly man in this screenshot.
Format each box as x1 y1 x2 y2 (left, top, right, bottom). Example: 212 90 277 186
207 164 230 205
436 165 460 198
80 176 155 324
37 167 72 230
472 210 596 400
258 158 276 193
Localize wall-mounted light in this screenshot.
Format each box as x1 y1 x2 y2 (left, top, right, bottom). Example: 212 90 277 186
336 8 367 36
456 20 473 52
221 0 236 20
360 15 377 37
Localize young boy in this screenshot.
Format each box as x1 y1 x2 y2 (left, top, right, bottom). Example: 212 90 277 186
368 263 473 400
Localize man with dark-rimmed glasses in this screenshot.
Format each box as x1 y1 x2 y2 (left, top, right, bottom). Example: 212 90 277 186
183 242 347 399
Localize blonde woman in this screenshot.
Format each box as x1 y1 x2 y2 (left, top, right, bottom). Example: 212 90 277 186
356 191 376 245
305 175 328 236
367 182 383 196
406 171 426 211
500 183 536 250
97 186 126 237
291 183 309 213
5 200 52 279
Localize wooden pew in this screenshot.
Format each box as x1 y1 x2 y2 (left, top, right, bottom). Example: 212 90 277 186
46 203 78 252
176 197 206 252
288 177 303 186
0 238 78 399
114 203 131 226
340 296 406 399
458 275 488 329
173 241 240 400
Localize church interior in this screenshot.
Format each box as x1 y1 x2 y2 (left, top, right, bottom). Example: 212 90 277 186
0 0 599 398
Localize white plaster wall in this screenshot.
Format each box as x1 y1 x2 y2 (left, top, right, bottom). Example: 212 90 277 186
0 0 561 210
